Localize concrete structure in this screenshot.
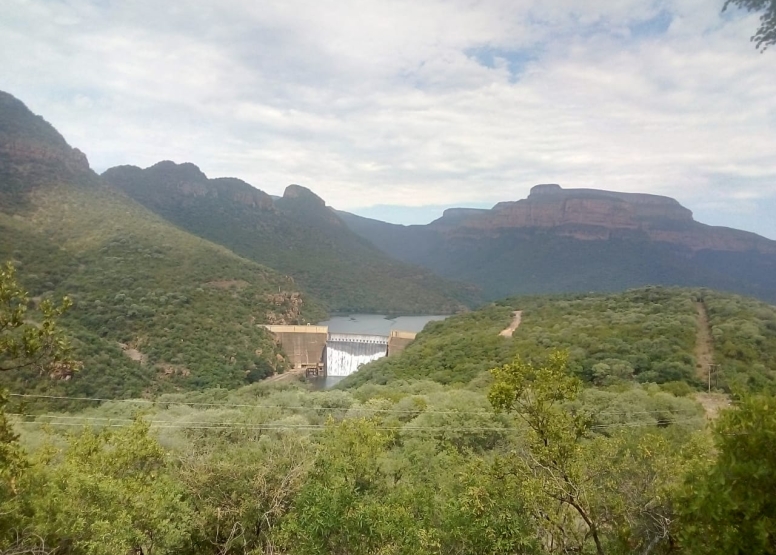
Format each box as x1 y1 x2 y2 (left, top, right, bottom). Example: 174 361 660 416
326 333 389 377
264 325 418 378
387 330 417 356
264 325 327 370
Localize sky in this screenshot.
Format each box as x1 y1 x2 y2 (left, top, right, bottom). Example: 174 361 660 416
1 0 775 237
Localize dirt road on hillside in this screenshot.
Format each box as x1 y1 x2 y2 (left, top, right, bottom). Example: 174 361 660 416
500 311 523 337
694 301 714 381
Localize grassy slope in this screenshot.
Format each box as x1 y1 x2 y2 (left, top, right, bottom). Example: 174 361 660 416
103 163 480 314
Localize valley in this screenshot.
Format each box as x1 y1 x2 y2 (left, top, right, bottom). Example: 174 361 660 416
338 185 776 303
0 88 775 554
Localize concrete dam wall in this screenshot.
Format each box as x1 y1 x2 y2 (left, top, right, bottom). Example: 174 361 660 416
264 326 417 377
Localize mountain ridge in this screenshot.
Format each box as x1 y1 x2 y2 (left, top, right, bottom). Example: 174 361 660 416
0 90 326 400
337 185 776 303
102 161 480 314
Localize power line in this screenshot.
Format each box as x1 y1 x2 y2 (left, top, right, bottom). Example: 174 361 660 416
8 393 708 418
8 413 705 433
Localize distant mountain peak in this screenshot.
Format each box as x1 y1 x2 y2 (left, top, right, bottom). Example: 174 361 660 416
282 184 326 206
103 162 275 210
148 160 208 182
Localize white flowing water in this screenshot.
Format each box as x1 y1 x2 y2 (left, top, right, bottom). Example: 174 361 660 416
326 334 390 377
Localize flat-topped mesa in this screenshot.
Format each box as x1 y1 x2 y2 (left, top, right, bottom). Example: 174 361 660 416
482 184 695 231
447 184 776 253
430 207 490 229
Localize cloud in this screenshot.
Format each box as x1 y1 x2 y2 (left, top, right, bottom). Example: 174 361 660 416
1 0 774 237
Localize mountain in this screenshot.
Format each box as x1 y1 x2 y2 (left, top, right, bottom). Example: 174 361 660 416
341 286 776 394
102 162 479 314
0 90 326 403
338 184 776 303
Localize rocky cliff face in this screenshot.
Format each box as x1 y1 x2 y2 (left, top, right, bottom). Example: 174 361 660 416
435 184 776 254
0 91 95 201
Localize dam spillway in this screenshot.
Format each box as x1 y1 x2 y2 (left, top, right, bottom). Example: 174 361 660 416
264 326 416 377
326 334 388 377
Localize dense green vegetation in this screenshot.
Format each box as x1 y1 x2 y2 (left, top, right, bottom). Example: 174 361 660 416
0 187 325 400
344 288 698 387
703 290 776 392
1 355 772 554
343 287 776 394
102 162 480 314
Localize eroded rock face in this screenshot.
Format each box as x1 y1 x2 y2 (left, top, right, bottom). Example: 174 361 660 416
0 95 99 212
441 185 776 254
0 140 92 175
466 185 692 231
264 291 305 324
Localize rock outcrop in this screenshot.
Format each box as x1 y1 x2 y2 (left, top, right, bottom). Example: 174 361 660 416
0 91 95 199
433 184 776 254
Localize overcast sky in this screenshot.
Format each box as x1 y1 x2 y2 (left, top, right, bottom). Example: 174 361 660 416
2 0 775 236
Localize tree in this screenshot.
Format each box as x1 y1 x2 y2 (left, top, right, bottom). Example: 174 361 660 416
26 420 193 555
175 434 311 554
278 418 437 555
0 262 80 377
489 352 696 555
678 393 776 554
0 262 80 552
723 0 776 51
440 458 541 555
489 352 607 554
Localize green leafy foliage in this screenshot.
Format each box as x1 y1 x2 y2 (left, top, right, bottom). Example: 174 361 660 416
723 0 776 51
3 370 711 555
678 393 776 554
0 262 80 377
490 352 706 555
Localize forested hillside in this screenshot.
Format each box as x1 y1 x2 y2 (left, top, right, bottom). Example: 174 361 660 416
0 91 325 401
342 287 776 394
102 162 479 314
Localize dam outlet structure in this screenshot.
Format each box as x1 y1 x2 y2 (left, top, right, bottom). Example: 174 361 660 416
264 326 416 378
326 334 388 377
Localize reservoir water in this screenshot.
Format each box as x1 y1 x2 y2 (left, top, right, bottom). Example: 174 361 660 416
318 314 449 335
308 314 449 389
